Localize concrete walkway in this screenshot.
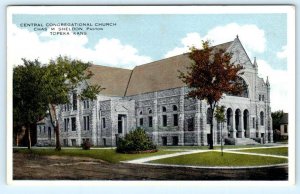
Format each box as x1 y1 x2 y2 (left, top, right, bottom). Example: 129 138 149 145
123 145 288 168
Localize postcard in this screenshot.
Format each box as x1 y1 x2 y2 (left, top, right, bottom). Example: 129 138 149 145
7 5 295 186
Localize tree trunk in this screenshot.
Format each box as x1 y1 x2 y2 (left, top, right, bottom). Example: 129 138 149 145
55 124 61 151
209 104 215 149
49 104 61 151
27 124 31 149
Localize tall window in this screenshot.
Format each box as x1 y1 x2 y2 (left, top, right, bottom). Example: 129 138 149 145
48 127 51 139
71 117 76 131
163 115 167 127
148 116 153 127
139 118 144 126
260 111 264 126
102 118 106 129
83 116 90 130
173 114 178 126
64 119 67 131
252 118 255 128
118 115 123 133
187 117 194 131
284 125 288 133
83 100 90 109
173 105 178 111
162 106 167 112
72 92 77 110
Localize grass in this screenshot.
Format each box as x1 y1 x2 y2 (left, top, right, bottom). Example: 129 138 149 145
236 147 288 156
149 151 288 166
15 148 178 163
159 144 269 150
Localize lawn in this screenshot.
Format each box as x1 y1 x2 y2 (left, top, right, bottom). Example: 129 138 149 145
159 144 269 150
149 151 288 166
236 147 288 156
15 148 178 163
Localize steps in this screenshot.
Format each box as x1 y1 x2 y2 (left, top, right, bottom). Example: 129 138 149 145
235 138 259 145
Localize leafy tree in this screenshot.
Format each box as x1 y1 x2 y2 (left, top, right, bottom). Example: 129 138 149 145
13 59 49 149
214 105 226 155
13 56 103 150
179 40 244 149
271 110 284 131
271 110 284 142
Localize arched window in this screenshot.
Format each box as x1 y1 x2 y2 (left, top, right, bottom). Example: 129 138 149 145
260 111 264 126
172 105 178 111
162 106 167 112
139 110 143 115
227 77 249 98
148 109 152 114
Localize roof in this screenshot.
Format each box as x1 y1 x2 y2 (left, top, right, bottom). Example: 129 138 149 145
280 113 288 124
86 40 234 97
125 41 233 96
86 65 132 96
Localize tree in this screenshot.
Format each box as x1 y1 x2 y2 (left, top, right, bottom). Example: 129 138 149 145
13 56 103 150
179 40 244 149
214 105 226 155
13 59 49 149
271 110 284 141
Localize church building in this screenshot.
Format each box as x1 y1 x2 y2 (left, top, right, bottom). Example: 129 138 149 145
36 36 273 147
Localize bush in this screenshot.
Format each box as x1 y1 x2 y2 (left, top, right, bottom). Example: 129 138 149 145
116 127 157 153
224 138 236 145
81 139 92 150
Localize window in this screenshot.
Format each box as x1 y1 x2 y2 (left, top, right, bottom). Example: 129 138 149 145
39 126 42 134
83 116 90 130
64 119 67 131
262 95 265 101
102 118 106 129
284 125 288 133
259 95 261 101
63 139 68 146
71 139 76 146
139 118 144 126
67 104 70 111
43 126 46 133
163 115 167 127
83 100 90 109
173 114 178 126
148 109 152 114
207 108 212 124
148 116 153 127
71 117 76 131
72 92 77 110
162 106 166 112
187 117 194 131
260 111 264 126
48 127 51 139
118 115 123 133
173 105 178 111
252 118 255 128
139 110 143 115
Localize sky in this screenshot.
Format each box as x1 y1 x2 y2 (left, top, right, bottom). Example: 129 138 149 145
9 13 289 112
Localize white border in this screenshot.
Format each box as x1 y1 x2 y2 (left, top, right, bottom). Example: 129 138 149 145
6 5 296 187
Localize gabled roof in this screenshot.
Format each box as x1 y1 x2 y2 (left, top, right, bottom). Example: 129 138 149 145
125 41 234 96
86 40 234 97
86 65 132 96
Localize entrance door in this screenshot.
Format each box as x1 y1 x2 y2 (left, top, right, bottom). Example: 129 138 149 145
162 137 167 146
172 136 179 146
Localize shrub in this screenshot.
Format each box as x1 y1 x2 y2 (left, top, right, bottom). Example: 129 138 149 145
81 139 92 150
224 138 236 145
116 127 157 153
